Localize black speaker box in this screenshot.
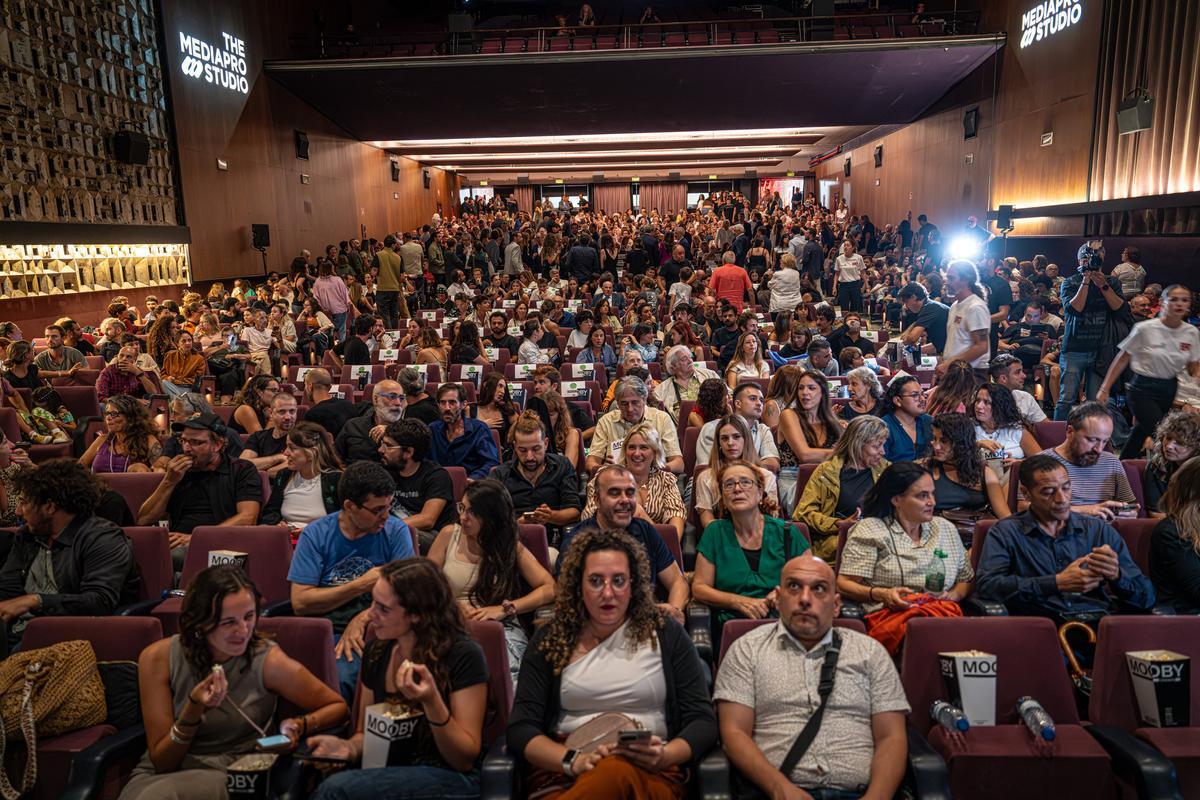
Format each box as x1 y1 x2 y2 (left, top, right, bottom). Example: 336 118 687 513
996 205 1013 230
294 130 309 160
422 169 431 189
114 130 150 165
390 162 400 182
1117 92 1154 135
843 157 851 177
873 146 883 167
964 107 979 140
252 224 270 249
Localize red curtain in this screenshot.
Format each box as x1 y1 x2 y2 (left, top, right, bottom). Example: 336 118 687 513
637 182 687 213
513 185 535 213
592 184 632 214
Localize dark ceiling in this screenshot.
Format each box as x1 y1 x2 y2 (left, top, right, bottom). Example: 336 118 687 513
264 36 1002 177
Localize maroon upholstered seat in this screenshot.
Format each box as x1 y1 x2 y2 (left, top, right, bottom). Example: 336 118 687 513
100 473 165 522
1090 616 1200 796
467 619 513 743
518 523 551 572
902 616 1112 800
257 617 338 719
1112 518 1157 574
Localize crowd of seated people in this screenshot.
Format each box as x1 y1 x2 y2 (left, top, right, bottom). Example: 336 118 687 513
0 190 1198 799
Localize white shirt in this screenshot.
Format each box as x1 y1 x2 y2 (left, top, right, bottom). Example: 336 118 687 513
1012 388 1047 423
945 293 991 368
280 474 329 527
1119 318 1200 380
834 253 865 283
557 621 669 738
768 268 802 313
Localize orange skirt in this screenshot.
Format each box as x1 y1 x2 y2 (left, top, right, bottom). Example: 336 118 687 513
528 755 688 800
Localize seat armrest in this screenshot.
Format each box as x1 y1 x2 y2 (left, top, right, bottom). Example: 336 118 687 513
114 598 164 617
839 601 865 620
906 726 952 800
1151 604 1177 616
261 599 294 617
61 725 148 800
686 602 713 670
682 529 697 573
697 746 734 800
961 596 1009 616
1085 724 1183 800
481 736 519 800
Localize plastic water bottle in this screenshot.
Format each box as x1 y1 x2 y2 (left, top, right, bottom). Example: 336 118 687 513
924 549 947 593
1016 696 1056 741
930 700 970 733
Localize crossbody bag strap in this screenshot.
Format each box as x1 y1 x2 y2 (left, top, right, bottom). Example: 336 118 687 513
779 630 842 780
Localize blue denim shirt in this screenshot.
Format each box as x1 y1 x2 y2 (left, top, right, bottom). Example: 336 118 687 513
976 510 1156 616
429 417 500 480
882 412 933 463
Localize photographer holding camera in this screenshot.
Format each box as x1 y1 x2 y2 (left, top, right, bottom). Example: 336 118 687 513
1053 241 1130 424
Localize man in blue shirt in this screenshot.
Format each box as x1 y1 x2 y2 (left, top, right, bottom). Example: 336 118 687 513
558 465 689 624
288 461 414 700
976 454 1154 619
428 383 500 480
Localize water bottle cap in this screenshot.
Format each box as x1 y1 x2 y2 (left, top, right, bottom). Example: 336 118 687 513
1041 728 1056 741
956 718 970 732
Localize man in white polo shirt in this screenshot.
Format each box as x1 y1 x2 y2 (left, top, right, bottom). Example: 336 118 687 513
936 259 991 381
989 354 1047 423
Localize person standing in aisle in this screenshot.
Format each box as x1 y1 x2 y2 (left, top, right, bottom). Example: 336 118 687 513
1098 285 1200 458
833 240 865 312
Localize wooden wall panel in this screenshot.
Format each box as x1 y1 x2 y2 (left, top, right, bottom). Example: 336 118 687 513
160 0 458 282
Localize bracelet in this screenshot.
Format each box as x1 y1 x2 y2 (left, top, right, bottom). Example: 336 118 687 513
868 587 877 601
176 716 201 727
427 709 451 727
170 724 194 745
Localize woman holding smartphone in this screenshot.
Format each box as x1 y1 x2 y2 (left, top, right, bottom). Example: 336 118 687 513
120 565 346 799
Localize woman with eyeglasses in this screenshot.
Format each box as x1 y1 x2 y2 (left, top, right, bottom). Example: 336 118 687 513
259 422 345 533
428 479 555 686
507 527 716 799
230 374 279 436
882 374 933 462
80 394 162 474
119 565 347 800
692 460 810 629
694 415 779 530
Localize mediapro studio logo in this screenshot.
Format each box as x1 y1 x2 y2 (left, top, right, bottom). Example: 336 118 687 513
1019 0 1083 49
181 56 204 78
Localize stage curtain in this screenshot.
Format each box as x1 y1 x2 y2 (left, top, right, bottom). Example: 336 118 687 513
637 182 687 214
513 185 535 213
592 184 632 213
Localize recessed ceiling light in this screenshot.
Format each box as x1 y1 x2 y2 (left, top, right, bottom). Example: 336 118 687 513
368 127 821 149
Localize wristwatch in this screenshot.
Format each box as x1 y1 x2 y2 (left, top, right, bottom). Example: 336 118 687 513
562 748 578 777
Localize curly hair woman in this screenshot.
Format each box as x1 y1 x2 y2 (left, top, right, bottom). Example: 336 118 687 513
121 565 346 800
80 394 162 473
687 377 730 429
230 374 279 436
1145 411 1200 515
507 527 716 800
926 412 1010 517
145 313 180 368
925 359 977 416
307 559 491 798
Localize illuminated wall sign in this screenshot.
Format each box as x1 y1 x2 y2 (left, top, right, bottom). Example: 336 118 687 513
178 31 249 94
1020 0 1083 48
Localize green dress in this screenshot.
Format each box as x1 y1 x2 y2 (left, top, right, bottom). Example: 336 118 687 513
697 516 810 626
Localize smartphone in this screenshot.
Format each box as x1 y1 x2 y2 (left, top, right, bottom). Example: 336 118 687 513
256 734 293 752
617 729 652 744
294 745 349 764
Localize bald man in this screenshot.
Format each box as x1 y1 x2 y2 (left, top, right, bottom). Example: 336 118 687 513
714 556 909 799
335 379 406 464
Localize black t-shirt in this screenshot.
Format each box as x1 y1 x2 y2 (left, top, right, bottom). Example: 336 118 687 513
304 398 360 436
359 636 488 769
450 344 481 364
405 397 440 425
908 300 950 354
485 334 520 356
5 365 44 390
388 460 457 531
343 337 371 366
244 428 288 457
167 455 263 533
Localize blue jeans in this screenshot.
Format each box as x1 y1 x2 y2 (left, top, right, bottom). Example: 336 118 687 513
331 311 348 345
1054 350 1102 420
313 766 479 800
334 634 362 703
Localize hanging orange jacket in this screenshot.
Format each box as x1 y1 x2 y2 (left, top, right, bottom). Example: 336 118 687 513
864 594 963 655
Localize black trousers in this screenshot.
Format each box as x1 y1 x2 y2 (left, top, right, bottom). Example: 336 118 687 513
1119 374 1177 459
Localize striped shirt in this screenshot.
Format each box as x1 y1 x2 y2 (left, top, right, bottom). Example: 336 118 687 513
1020 448 1134 506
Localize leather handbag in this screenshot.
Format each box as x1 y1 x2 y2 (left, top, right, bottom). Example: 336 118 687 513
0 640 107 799
562 712 642 755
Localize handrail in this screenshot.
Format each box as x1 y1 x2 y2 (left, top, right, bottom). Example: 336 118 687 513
292 9 982 59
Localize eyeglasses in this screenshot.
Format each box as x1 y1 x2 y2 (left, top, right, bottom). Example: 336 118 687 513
584 574 629 592
380 441 402 450
103 410 122 418
722 477 758 492
376 392 406 401
898 392 924 399
355 501 391 518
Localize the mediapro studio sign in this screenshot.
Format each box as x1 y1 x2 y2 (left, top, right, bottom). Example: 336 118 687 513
1019 0 1084 48
178 31 250 95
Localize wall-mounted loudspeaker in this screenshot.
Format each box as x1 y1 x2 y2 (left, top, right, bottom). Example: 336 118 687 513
873 146 883 167
114 130 150 165
422 169 431 189
669 171 681 181
592 174 604 183
390 162 400 182
963 107 979 140
1117 90 1154 135
843 158 851 177
744 169 757 178
517 175 529 184
996 205 1013 230
294 130 309 160
251 224 270 249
